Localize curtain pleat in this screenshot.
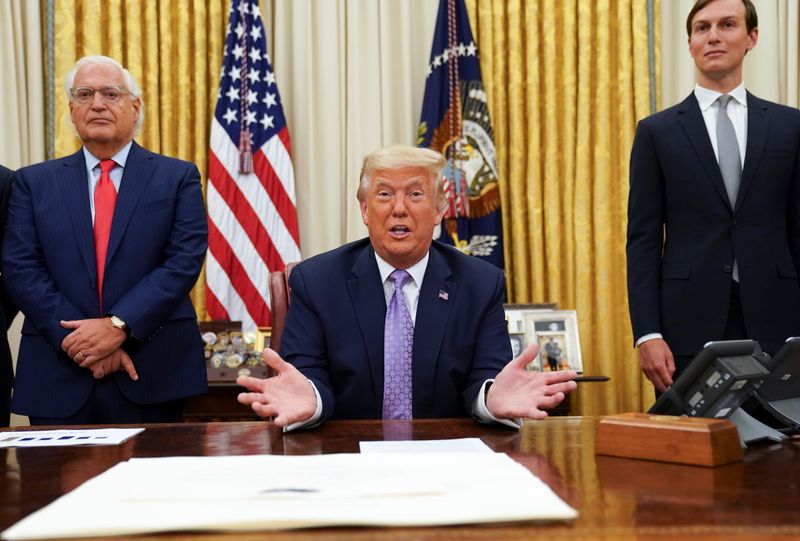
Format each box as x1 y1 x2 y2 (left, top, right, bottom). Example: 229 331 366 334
467 0 660 414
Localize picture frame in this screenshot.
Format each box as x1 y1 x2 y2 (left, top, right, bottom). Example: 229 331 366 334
523 310 583 373
255 327 272 352
509 331 541 371
503 303 557 334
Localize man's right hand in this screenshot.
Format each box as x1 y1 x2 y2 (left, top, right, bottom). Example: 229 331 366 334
237 349 317 427
87 349 139 381
638 338 675 392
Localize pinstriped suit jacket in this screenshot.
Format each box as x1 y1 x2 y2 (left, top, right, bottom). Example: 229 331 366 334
2 141 208 418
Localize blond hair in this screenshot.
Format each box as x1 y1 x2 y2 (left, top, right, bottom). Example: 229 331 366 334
358 144 447 210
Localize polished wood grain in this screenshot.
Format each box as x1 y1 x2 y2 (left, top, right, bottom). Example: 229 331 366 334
2 418 800 540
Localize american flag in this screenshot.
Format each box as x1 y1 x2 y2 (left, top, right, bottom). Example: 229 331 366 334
206 0 300 330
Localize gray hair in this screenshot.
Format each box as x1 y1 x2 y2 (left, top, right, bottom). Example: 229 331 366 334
64 55 145 134
358 144 447 211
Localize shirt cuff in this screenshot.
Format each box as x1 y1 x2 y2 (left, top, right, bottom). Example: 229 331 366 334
472 379 522 429
636 333 663 347
282 379 323 432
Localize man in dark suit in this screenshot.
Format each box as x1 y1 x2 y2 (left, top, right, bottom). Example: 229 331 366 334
2 55 208 424
0 164 18 427
238 144 577 428
627 0 800 392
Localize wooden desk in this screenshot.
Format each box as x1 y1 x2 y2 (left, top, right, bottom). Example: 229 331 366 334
184 376 611 421
2 418 800 540
182 382 259 422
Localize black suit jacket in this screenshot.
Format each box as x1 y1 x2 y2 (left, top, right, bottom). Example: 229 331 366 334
0 165 18 427
627 92 800 357
279 239 511 422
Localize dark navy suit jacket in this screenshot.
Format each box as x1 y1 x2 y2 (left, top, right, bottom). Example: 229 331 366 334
0 164 17 426
2 142 208 418
279 239 511 422
627 92 800 357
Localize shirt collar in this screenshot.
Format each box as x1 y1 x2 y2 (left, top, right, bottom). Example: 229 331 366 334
82 140 134 171
694 82 747 112
374 250 429 287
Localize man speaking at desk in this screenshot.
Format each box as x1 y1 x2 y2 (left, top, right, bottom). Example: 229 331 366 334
2 55 208 424
238 144 576 428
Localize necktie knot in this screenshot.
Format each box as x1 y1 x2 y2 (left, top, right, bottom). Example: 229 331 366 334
99 159 115 175
389 269 411 290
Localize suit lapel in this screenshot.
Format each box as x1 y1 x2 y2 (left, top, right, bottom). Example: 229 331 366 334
347 244 387 404
737 92 769 212
411 247 456 416
105 141 155 265
57 150 96 280
677 93 733 211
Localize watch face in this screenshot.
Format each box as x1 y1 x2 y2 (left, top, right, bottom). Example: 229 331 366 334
111 316 127 331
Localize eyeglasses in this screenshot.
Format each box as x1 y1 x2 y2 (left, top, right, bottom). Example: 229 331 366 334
70 86 135 104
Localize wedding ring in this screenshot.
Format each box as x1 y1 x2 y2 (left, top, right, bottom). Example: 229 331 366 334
76 351 84 361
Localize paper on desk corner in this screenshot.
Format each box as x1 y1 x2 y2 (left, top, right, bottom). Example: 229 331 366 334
1 452 577 540
359 437 494 454
0 428 144 448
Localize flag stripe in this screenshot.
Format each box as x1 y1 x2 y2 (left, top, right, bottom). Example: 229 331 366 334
208 151 286 272
210 120 301 265
204 282 230 322
207 181 273 299
205 251 256 331
207 219 269 326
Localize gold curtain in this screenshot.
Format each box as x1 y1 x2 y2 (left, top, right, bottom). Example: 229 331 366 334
47 0 228 319
466 0 660 414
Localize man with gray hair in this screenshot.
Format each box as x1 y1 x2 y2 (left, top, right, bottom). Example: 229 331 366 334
238 144 577 429
2 55 208 424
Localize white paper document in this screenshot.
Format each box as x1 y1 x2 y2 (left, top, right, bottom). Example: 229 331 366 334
2 452 577 539
359 437 494 454
0 428 144 448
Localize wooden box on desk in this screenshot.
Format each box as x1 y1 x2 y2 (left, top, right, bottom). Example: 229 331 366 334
595 413 742 467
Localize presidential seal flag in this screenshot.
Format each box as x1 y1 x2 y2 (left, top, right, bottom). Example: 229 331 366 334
207 0 300 330
418 0 503 268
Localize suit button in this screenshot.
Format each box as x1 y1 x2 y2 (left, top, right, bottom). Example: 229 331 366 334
723 265 733 273
731 220 739 229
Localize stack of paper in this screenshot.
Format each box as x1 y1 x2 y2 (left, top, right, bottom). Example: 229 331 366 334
2 452 577 539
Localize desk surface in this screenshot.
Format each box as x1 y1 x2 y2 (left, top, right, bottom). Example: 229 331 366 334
2 418 800 540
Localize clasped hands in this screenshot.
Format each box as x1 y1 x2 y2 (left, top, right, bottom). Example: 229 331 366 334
60 318 138 381
237 343 578 427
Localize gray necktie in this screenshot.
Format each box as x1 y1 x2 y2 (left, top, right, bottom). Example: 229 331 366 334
716 94 740 281
716 95 741 207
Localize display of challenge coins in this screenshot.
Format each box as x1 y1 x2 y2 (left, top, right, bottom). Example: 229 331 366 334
199 322 271 381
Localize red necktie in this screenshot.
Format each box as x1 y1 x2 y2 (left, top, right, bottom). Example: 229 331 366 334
94 159 117 311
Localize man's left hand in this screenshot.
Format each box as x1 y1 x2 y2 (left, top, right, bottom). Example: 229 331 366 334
61 318 127 365
486 343 578 420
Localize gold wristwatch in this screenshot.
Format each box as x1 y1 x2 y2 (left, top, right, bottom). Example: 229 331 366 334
110 315 130 337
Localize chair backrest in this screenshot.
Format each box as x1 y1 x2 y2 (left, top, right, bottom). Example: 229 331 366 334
267 262 298 353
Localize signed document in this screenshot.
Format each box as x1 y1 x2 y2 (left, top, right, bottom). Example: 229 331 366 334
2 452 576 539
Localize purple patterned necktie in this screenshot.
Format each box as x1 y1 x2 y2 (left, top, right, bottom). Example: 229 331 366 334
383 269 414 419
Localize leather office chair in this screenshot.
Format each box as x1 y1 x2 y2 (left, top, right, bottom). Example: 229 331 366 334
267 262 298 353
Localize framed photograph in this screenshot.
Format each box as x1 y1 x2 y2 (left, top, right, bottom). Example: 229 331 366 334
523 310 583 373
509 332 541 371
255 327 272 352
503 303 557 334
